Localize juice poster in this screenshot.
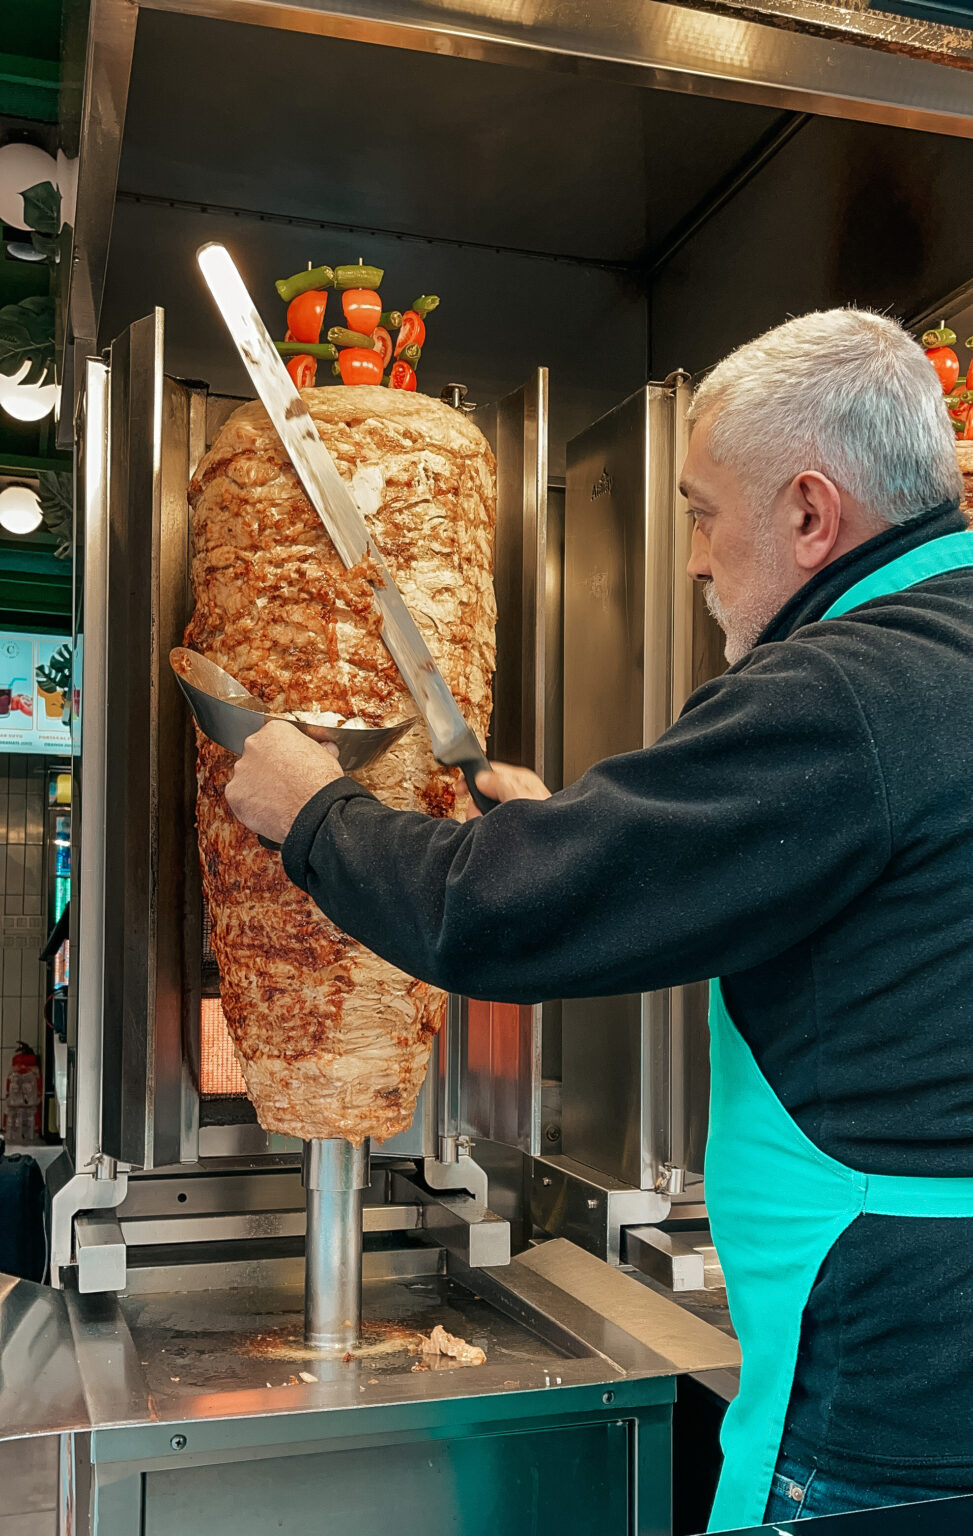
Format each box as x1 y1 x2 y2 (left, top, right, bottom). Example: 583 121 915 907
0 632 76 755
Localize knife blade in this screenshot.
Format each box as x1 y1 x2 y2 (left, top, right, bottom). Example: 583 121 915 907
196 242 493 813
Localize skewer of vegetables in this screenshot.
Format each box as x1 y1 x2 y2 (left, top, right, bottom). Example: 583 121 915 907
922 324 973 439
274 258 440 392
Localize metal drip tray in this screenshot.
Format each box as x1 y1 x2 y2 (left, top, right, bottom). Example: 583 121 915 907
117 1272 577 1415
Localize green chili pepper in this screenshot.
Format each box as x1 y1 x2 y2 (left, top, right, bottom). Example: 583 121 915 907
327 326 377 350
334 262 385 290
275 265 335 303
274 341 338 360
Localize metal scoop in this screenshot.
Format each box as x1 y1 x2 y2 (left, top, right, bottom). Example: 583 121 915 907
169 648 416 772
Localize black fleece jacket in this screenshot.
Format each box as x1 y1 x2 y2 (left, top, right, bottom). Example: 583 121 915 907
283 501 973 1485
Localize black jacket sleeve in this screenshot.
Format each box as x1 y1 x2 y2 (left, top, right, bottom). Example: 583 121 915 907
281 637 892 1004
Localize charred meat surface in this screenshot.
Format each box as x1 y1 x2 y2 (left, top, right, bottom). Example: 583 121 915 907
186 386 496 1143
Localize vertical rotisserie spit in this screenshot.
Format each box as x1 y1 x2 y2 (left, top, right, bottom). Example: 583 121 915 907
185 386 496 1145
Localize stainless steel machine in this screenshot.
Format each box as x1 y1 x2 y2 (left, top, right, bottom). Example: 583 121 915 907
3 1 972 1532
21 305 735 1534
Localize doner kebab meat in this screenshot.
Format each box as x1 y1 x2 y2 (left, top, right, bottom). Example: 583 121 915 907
185 386 496 1144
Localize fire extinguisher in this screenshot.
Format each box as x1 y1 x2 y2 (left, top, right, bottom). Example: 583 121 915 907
2 1041 43 1146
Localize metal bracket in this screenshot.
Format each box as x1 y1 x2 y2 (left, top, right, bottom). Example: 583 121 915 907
393 1168 510 1267
531 1155 670 1265
423 1149 487 1204
75 1213 127 1294
48 1151 129 1288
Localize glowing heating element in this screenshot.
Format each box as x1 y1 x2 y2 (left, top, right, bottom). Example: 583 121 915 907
199 997 248 1096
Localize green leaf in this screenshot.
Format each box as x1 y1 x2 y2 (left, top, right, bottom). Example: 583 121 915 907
20 180 60 236
30 231 59 263
0 296 55 386
37 471 72 544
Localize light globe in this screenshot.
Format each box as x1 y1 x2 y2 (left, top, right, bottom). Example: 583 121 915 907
0 365 57 422
0 142 58 230
0 485 43 536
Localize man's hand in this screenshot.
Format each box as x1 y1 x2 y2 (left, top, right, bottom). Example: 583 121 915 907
225 721 343 845
461 761 552 819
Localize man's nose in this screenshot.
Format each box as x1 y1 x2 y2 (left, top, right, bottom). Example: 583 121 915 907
686 523 711 582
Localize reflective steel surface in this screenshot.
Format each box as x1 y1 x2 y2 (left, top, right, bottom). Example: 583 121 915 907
0 1275 88 1439
1 1238 737 1441
302 1139 368 1349
137 0 973 126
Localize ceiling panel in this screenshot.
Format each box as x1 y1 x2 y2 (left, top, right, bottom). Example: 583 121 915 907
118 10 792 265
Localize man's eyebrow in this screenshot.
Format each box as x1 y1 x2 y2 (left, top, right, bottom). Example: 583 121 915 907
679 479 707 503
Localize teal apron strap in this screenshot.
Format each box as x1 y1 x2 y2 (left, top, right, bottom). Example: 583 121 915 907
822 530 973 620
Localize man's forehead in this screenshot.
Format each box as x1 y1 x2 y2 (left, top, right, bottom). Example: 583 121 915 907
679 419 718 497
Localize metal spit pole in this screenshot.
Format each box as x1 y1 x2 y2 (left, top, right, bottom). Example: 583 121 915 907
302 1137 370 1350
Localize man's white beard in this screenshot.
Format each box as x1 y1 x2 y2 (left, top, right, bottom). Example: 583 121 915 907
703 535 790 667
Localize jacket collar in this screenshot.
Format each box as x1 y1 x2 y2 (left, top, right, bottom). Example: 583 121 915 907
755 501 967 647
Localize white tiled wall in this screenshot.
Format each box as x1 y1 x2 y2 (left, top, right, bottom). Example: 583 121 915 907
0 755 48 1103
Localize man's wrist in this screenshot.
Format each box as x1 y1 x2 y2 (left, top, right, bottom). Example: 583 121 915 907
281 777 379 889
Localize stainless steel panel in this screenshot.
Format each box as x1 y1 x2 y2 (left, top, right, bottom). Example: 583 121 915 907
58 0 139 447
650 115 973 380
0 1274 89 1440
456 374 547 1158
72 359 111 1176
516 1238 739 1373
123 1247 442 1294
667 373 720 1178
139 1419 632 1536
131 0 973 131
561 382 722 1192
116 1204 420 1246
120 12 788 264
100 312 189 1169
561 387 673 1191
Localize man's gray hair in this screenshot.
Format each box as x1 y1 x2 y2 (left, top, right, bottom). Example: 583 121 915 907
689 309 962 526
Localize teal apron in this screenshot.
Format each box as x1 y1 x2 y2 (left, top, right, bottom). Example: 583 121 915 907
706 530 973 1533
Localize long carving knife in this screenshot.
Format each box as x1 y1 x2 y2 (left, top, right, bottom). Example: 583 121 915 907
196 242 493 813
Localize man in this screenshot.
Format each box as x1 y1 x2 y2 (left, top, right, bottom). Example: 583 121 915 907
227 310 973 1529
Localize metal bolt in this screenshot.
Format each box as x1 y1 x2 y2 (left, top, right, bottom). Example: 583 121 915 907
586 1197 599 1211
170 1434 187 1451
602 1391 614 1405
544 1125 560 1143
541 1176 553 1188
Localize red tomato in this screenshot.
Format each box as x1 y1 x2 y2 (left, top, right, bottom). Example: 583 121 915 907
286 290 328 343
372 326 393 371
964 411 973 441
389 360 417 392
395 310 425 358
967 360 973 393
286 354 317 389
926 346 959 393
337 348 384 386
341 289 382 336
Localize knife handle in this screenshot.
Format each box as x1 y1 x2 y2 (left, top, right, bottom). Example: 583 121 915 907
458 751 496 816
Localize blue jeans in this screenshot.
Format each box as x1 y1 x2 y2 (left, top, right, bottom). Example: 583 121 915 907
764 1453 959 1522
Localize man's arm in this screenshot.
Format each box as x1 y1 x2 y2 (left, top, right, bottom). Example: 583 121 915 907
275 639 892 1003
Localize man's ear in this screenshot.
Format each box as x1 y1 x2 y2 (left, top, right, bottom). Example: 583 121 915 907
784 471 843 572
